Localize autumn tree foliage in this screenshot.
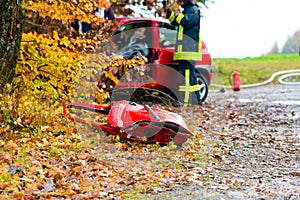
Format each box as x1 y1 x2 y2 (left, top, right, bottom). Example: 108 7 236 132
21 0 118 98
0 0 147 132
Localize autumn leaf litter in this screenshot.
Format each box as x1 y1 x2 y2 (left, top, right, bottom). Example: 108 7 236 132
1 85 299 199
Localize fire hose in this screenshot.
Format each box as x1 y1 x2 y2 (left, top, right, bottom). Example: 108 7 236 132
210 69 300 91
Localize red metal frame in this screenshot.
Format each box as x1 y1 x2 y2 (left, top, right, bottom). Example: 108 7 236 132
63 100 193 145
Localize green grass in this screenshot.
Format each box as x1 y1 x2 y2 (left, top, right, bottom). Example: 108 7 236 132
211 53 300 86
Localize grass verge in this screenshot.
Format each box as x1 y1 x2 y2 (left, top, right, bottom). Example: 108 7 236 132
211 53 300 86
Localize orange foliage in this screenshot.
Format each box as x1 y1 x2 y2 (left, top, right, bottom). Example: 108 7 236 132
24 0 105 24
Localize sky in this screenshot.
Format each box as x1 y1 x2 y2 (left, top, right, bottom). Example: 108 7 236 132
200 0 300 58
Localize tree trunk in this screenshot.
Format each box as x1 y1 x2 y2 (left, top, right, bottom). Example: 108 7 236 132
0 0 23 92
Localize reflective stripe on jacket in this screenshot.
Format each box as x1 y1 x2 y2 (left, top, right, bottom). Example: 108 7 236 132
168 4 202 61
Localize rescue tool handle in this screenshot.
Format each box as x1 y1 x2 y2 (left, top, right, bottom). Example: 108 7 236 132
144 104 161 122
63 103 111 124
64 103 111 114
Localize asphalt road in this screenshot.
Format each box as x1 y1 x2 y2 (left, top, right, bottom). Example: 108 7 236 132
152 84 300 200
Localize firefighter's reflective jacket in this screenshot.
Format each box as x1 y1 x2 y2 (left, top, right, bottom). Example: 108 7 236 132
168 0 202 61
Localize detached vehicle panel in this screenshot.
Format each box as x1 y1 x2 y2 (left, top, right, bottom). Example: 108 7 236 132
111 17 212 103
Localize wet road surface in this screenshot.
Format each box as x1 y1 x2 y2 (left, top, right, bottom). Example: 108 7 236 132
152 84 300 200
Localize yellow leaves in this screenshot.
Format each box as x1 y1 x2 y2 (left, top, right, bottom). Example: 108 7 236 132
5 140 19 151
26 0 34 6
104 71 119 84
95 87 110 103
52 31 59 41
24 2 63 25
86 39 92 45
22 0 105 25
69 51 150 104
114 142 128 150
14 117 24 128
18 32 87 100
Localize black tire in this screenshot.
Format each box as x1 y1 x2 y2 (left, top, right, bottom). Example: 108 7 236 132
196 74 208 103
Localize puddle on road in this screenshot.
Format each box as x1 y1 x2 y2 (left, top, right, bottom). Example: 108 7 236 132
227 98 300 105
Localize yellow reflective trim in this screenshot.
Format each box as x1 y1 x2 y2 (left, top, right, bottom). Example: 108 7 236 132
168 12 175 22
179 85 200 92
174 27 202 60
178 45 182 53
178 69 201 107
178 25 183 40
185 69 190 86
184 95 189 106
176 13 184 24
184 69 190 107
198 36 202 58
174 51 202 60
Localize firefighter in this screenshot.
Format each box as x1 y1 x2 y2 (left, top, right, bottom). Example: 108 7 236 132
165 0 202 106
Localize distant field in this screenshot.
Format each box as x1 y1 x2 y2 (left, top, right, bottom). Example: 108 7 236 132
211 54 300 86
